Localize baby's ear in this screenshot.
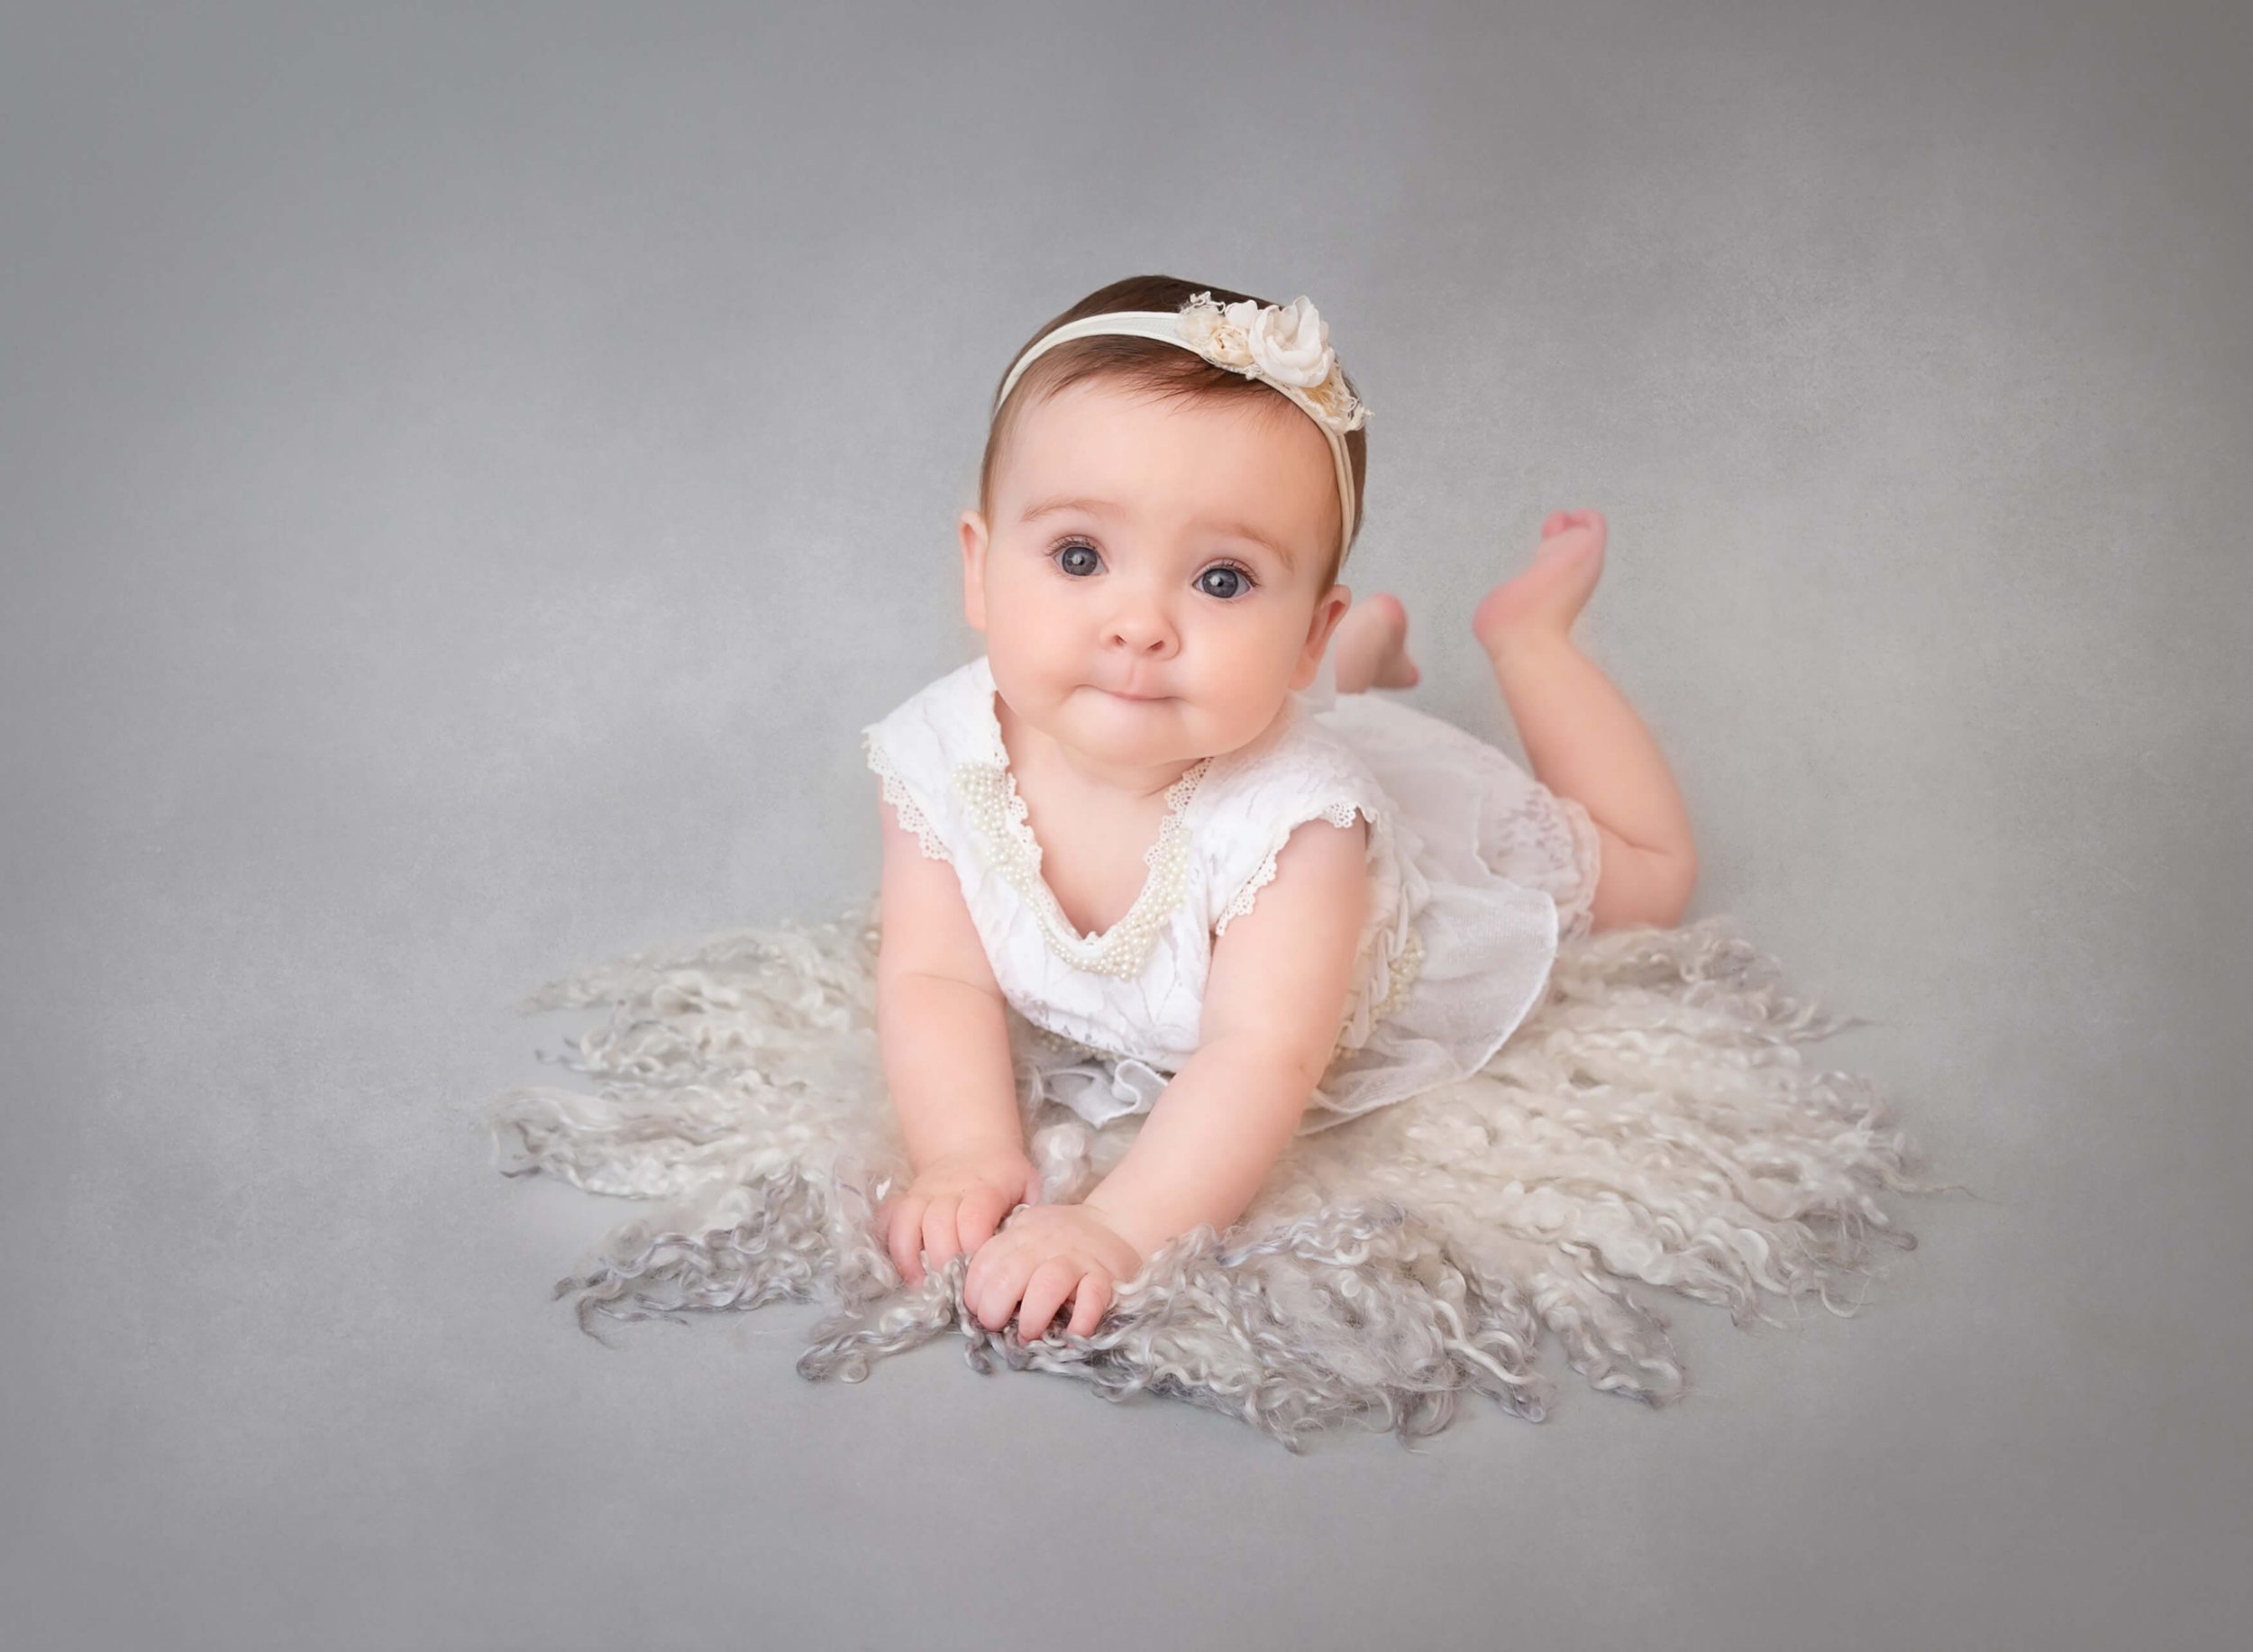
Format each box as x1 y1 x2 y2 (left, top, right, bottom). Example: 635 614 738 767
1305 581 1351 657
959 509 989 633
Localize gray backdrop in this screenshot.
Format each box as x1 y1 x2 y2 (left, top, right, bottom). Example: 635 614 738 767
4 2 2246 1648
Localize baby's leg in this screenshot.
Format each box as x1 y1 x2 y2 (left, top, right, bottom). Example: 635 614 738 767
1472 510 1698 930
1331 593 1420 693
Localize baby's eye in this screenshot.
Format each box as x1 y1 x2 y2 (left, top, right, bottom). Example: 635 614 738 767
1198 563 1255 600
1046 539 1257 600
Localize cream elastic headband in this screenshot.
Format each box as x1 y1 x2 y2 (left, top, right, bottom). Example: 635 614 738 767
993 291 1372 565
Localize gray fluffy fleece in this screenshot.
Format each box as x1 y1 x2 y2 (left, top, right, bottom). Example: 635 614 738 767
484 897 1968 1452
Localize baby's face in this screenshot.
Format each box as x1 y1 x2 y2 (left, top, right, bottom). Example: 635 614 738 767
961 378 1351 777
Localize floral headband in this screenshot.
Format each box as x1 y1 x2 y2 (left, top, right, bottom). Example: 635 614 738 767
994 291 1371 566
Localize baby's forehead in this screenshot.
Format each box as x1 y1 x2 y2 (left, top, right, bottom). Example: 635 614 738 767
1003 379 1332 515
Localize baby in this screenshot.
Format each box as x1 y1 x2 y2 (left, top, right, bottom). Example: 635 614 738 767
864 276 1697 1349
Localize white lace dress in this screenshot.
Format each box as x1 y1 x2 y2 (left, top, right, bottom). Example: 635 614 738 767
861 651 1601 1136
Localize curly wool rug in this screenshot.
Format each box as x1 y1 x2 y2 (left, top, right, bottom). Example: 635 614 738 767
483 895 1966 1451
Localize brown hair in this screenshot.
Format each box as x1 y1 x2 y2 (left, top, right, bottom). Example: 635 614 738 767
977 274 1369 590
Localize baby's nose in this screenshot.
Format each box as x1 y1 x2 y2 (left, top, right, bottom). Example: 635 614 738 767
1105 607 1175 653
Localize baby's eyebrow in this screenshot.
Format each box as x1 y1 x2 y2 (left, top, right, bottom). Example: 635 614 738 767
1019 494 1298 573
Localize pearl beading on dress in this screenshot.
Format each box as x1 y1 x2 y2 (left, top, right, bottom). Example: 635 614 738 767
953 753 1214 980
1023 1019 1130 1062
1331 918 1425 1063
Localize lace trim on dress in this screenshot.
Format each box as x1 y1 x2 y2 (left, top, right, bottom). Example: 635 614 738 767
1550 790 1603 941
862 729 949 863
954 698 1215 979
1212 799 1372 935
1476 773 1604 943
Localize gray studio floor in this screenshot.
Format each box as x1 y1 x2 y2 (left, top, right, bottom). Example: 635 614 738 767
4 4 2246 1648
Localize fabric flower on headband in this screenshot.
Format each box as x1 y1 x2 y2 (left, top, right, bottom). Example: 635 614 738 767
1178 292 1370 434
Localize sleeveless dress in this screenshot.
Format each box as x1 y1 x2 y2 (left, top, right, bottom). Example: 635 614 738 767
860 650 1602 1136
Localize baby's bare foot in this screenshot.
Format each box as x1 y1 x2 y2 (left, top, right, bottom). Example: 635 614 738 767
1473 509 1608 660
1333 592 1420 692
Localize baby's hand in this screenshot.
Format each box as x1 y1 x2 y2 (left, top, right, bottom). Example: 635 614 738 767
964 1202 1146 1344
881 1145 1041 1285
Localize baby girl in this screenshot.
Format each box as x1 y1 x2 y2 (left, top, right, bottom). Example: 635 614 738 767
862 275 1697 1350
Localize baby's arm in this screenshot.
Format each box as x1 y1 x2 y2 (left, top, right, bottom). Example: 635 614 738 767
1082 815 1371 1260
872 799 1037 1275
874 802 1022 1163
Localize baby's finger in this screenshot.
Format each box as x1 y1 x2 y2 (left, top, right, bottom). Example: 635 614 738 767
954 1183 1009 1254
922 1199 964 1273
1015 1260 1081 1345
972 1246 1041 1334
887 1198 927 1283
1067 1273 1109 1338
